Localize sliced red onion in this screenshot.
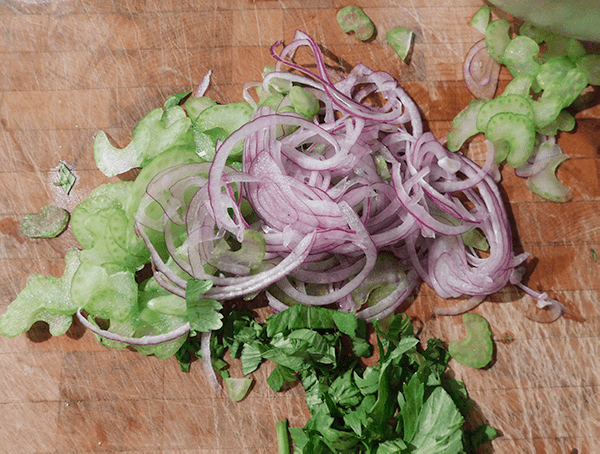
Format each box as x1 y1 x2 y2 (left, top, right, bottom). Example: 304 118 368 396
76 308 190 346
464 39 501 99
201 331 222 393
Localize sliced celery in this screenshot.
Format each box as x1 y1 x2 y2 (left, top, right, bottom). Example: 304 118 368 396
470 6 490 35
485 18 511 64
476 94 534 132
526 154 572 203
447 99 485 152
336 6 375 41
0 249 81 338
21 205 69 239
576 54 600 85
502 35 540 78
386 26 415 62
485 112 535 168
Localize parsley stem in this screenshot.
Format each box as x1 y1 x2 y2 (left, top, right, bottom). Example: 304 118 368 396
276 419 291 454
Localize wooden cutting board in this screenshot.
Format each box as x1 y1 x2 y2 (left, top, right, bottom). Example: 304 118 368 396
0 0 598 452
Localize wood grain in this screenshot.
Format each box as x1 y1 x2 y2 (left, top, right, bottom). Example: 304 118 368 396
0 1 598 453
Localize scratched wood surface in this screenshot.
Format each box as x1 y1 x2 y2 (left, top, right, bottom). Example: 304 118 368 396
0 0 598 452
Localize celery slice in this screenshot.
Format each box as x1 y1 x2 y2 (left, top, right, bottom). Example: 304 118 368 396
336 6 376 41
485 112 535 168
485 18 511 64
449 313 493 369
576 54 600 85
446 99 485 152
470 6 490 35
502 35 540 78
0 249 81 338
476 94 534 132
386 26 415 62
526 153 572 203
21 205 69 239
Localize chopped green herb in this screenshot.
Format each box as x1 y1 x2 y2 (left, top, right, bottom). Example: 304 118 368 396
54 161 76 194
592 248 597 263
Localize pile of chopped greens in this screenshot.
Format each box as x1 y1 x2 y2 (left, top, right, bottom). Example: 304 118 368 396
180 307 497 453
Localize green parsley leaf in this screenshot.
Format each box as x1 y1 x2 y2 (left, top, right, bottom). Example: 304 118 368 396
54 162 76 194
185 298 223 333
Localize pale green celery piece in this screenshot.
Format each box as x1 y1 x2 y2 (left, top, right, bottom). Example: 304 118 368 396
448 312 494 369
125 146 202 219
289 86 320 120
526 153 572 203
461 228 490 252
485 112 535 168
72 200 149 271
536 109 576 136
262 65 293 94
501 74 534 96
260 92 285 111
576 54 600 85
193 102 253 157
374 153 391 179
470 6 491 35
208 229 267 275
519 22 570 63
502 35 540 78
337 6 375 41
533 67 588 128
21 205 69 239
386 26 415 62
350 252 407 308
224 377 253 402
447 99 485 152
146 294 187 317
567 39 587 62
536 56 576 90
134 306 189 359
94 105 193 177
0 248 81 338
70 261 138 322
485 18 511 64
476 93 534 132
184 96 217 122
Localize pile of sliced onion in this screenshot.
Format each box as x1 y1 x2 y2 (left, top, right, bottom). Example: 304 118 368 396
128 30 557 341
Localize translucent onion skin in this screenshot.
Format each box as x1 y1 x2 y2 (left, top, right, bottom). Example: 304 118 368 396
133 30 555 326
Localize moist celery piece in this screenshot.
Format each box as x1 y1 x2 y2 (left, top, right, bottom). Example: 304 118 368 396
536 56 576 90
54 162 76 194
289 86 320 120
484 18 511 64
350 252 407 308
386 26 415 62
576 54 600 85
224 377 253 402
485 112 535 168
276 419 291 454
20 205 69 239
567 39 587 61
447 98 485 151
448 313 493 369
526 153 572 203
502 35 540 78
533 67 588 129
501 74 534 97
536 109 576 136
94 100 194 177
207 229 267 275
470 5 490 35
184 96 216 122
0 248 81 338
336 6 375 41
476 93 534 132
70 261 138 322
